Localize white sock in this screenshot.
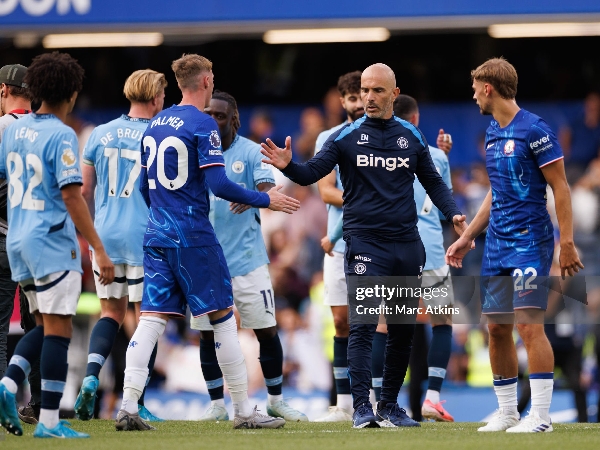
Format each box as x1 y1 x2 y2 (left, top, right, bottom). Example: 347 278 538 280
122 387 142 414
122 317 166 412
1 377 18 395
530 374 553 422
268 394 283 405
39 408 59 429
211 398 225 407
211 313 251 417
493 376 518 417
337 394 353 412
425 389 440 404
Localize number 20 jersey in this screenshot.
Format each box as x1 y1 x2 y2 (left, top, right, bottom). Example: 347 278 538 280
141 105 225 248
83 115 149 265
0 113 82 281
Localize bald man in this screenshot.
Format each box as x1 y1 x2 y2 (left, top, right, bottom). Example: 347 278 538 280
261 63 466 428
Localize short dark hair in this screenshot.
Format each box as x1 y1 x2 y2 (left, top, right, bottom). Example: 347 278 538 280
471 57 518 100
393 94 418 121
6 85 31 101
212 90 240 135
337 71 362 97
24 52 84 106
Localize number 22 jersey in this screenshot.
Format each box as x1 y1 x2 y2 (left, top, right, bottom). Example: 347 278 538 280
0 113 82 281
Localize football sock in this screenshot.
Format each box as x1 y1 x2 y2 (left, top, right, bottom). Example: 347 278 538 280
40 335 70 429
139 343 158 406
258 333 283 399
333 336 352 410
211 311 251 417
529 372 553 422
371 332 386 402
86 317 119 378
380 324 415 405
199 337 225 401
3 325 44 393
122 316 166 414
426 324 452 399
493 375 519 416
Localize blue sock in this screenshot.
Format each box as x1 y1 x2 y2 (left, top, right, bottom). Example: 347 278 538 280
5 325 44 386
41 335 70 410
259 333 284 396
200 338 224 401
139 342 157 406
333 336 350 395
371 331 386 402
427 325 452 392
86 317 119 378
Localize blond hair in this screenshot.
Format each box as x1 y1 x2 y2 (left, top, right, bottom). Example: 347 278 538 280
123 69 167 103
171 54 213 91
471 57 518 100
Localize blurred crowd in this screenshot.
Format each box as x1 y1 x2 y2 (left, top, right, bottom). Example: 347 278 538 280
10 88 600 422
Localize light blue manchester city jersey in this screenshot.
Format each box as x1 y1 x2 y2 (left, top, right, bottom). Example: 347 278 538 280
83 115 149 265
0 113 82 281
315 122 347 254
209 134 274 278
414 146 451 270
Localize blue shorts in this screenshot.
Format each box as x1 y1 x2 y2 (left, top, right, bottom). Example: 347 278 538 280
480 234 553 314
141 245 233 318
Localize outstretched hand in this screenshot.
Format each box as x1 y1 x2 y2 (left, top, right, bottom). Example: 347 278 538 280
436 129 453 154
261 136 293 170
445 236 473 269
452 214 468 236
266 185 301 214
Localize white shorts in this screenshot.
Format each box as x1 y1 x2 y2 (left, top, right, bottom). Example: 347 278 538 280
190 264 276 331
92 258 144 302
323 251 347 307
421 265 454 308
20 271 82 316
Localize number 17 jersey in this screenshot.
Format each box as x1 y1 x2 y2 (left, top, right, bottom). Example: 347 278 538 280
83 115 149 265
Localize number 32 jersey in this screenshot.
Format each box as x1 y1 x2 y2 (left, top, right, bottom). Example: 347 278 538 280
83 115 149 265
0 113 82 281
141 105 225 248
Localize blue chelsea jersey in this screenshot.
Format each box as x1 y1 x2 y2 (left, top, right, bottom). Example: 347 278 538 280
141 105 225 248
414 146 451 270
83 115 149 265
315 122 346 254
209 135 274 277
485 109 563 242
0 114 82 281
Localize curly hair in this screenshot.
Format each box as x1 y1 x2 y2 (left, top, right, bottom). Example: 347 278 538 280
211 90 240 135
24 52 84 106
337 71 362 97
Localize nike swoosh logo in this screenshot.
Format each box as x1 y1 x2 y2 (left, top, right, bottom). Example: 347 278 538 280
487 143 494 149
518 290 533 297
357 141 368 145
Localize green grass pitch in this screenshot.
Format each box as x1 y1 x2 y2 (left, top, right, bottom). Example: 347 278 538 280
1 421 599 449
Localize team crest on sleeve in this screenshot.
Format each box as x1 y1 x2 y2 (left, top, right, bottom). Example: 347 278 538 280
209 130 221 148
504 140 515 155
397 137 409 149
61 148 77 167
232 161 245 173
354 262 367 274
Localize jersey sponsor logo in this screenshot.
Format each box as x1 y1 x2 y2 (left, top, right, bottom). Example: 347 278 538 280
355 254 371 262
354 262 367 274
208 149 222 156
397 137 409 149
529 134 550 150
357 133 369 145
357 154 409 171
232 160 245 173
504 140 515 155
209 130 221 148
61 148 77 167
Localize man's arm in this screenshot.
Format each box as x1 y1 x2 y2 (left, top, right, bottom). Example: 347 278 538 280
317 170 343 208
541 159 584 277
230 181 276 214
261 136 340 186
81 163 96 207
61 184 114 285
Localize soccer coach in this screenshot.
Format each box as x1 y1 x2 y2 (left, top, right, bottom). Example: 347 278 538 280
261 63 466 428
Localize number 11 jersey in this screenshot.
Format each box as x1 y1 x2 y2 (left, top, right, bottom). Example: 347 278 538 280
83 114 150 265
0 113 82 281
141 105 225 248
